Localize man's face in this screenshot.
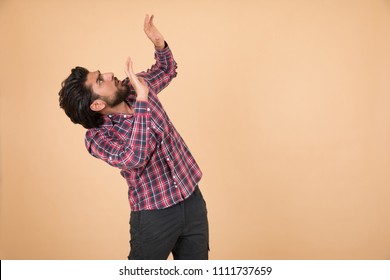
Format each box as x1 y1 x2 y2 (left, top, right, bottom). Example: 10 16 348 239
85 71 130 108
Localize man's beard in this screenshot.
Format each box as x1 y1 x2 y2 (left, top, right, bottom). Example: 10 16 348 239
102 84 131 107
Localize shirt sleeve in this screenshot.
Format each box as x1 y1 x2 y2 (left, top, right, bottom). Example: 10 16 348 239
85 101 150 169
137 42 178 95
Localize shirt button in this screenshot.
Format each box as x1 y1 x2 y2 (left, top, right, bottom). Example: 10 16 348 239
167 157 170 161
147 108 150 112
124 115 127 118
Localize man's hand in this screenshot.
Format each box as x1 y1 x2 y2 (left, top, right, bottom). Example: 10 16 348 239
144 14 165 50
125 57 149 102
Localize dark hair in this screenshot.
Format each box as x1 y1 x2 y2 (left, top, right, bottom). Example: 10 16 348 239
58 67 103 129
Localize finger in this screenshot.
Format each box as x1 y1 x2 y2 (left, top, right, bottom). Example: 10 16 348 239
149 14 154 26
124 57 130 77
124 57 136 80
144 14 149 29
124 57 145 91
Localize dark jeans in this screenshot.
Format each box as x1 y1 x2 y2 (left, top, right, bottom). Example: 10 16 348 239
128 186 209 260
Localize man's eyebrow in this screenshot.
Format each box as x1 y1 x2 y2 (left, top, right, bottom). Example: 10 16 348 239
95 70 101 84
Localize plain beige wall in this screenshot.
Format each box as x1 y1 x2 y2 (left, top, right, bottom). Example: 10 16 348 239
1 0 390 259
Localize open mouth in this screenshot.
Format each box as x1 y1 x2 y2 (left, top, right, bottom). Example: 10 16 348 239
121 77 129 86
120 77 129 86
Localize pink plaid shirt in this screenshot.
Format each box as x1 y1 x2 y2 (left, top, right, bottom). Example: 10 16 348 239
85 44 202 211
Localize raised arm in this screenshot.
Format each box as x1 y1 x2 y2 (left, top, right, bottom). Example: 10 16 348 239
85 101 150 170
137 15 178 94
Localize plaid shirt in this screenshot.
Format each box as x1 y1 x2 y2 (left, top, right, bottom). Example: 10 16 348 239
85 44 202 211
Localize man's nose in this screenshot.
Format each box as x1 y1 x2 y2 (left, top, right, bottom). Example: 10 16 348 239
103 72 114 81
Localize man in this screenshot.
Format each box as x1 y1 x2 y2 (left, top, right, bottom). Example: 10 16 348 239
58 15 209 260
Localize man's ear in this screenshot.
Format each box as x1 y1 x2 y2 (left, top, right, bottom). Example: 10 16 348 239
90 99 106 112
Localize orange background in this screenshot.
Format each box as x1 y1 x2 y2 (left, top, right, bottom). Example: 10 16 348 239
1 0 390 259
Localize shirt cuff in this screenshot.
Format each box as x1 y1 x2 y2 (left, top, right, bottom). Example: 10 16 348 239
134 101 149 115
155 41 170 55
